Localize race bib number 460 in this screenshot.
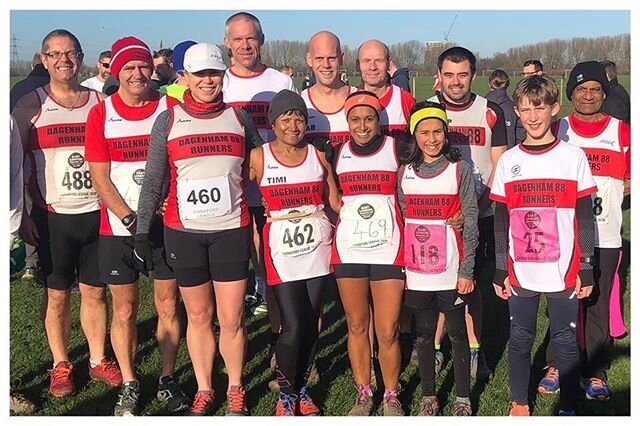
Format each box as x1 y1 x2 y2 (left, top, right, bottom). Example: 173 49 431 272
510 208 560 263
177 175 232 221
342 196 393 249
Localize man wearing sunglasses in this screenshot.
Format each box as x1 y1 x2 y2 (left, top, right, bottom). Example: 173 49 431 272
81 50 111 93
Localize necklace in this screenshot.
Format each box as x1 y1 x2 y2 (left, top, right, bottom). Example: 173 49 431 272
49 89 82 111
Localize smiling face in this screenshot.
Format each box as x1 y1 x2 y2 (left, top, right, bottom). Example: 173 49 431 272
414 118 447 163
273 110 307 146
347 106 379 146
41 35 83 83
224 18 263 72
97 56 111 80
515 97 560 141
571 80 606 119
185 69 224 103
439 59 474 104
357 40 389 88
117 60 153 98
306 32 344 88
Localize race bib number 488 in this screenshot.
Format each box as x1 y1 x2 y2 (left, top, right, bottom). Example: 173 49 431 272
53 151 97 201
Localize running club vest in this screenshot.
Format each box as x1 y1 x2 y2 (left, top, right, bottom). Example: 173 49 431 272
489 140 597 292
401 162 463 291
223 68 295 207
164 105 249 231
259 144 332 284
100 96 169 236
430 94 495 218
28 87 101 214
301 86 357 147
333 136 403 266
556 116 626 248
379 85 409 136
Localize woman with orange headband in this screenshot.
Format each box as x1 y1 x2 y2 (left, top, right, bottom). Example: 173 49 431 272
330 90 407 416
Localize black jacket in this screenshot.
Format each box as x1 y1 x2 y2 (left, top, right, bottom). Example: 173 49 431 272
10 64 50 111
602 78 630 124
485 88 525 148
390 68 411 93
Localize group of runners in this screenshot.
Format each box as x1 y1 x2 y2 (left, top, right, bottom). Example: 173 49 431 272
9 11 630 417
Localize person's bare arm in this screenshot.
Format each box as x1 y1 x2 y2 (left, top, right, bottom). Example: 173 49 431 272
89 161 133 220
318 150 341 214
479 145 507 212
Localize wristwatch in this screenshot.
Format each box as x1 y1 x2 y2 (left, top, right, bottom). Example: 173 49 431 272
121 213 136 228
580 256 593 264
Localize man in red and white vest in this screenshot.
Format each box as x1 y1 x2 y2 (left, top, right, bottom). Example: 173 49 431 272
85 36 188 416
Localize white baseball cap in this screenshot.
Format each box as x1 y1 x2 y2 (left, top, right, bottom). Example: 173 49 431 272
183 43 227 73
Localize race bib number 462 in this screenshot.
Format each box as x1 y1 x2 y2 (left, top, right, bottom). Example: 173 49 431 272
177 175 232 221
277 216 321 257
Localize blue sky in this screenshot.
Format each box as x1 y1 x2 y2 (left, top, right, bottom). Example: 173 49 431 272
9 9 630 63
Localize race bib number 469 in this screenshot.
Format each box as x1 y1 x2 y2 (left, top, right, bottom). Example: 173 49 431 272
177 175 232 221
342 196 393 249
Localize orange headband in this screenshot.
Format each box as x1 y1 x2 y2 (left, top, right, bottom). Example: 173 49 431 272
344 92 382 117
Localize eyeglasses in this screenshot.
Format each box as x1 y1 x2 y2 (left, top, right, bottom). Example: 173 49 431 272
44 50 83 60
99 62 110 68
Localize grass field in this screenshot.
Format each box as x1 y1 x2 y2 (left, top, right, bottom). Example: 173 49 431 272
9 74 631 416
9 208 631 416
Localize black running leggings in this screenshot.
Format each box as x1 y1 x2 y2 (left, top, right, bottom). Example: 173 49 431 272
272 275 327 393
411 303 470 397
508 293 579 411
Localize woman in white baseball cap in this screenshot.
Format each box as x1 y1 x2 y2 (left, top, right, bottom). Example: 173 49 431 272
135 42 263 416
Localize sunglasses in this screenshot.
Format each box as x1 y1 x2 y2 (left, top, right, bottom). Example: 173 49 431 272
99 62 110 68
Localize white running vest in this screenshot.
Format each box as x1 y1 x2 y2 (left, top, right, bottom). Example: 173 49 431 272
490 141 597 292
101 96 169 236
430 94 495 218
301 87 357 147
333 136 403 265
29 87 101 214
164 105 248 231
556 116 626 248
401 162 463 291
379 85 409 135
259 144 332 284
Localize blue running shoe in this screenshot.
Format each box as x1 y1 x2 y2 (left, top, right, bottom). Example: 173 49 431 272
537 366 560 395
585 377 611 401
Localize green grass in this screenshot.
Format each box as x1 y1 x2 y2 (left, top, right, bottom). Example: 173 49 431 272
9 208 631 416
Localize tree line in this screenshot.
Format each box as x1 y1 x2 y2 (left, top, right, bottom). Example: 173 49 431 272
10 33 629 77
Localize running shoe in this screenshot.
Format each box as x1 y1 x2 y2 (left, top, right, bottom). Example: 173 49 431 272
89 358 122 387
21 266 42 287
225 385 249 416
48 361 75 398
382 389 404 416
186 391 214 416
537 366 560 394
275 392 298 416
451 400 472 416
558 409 576 416
584 377 611 401
417 396 439 416
508 401 530 416
114 380 140 416
157 375 190 413
347 385 374 416
298 386 320 416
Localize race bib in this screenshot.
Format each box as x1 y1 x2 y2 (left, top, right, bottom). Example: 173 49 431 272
277 216 322 257
510 208 560 263
341 196 393 249
51 150 97 202
177 175 232 221
404 222 447 274
593 178 612 224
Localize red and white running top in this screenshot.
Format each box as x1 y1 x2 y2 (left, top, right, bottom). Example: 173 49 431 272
378 84 414 138
400 162 463 291
259 144 332 285
332 136 403 266
27 87 102 214
85 92 174 236
490 140 597 292
301 86 358 147
554 114 630 248
163 105 250 231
